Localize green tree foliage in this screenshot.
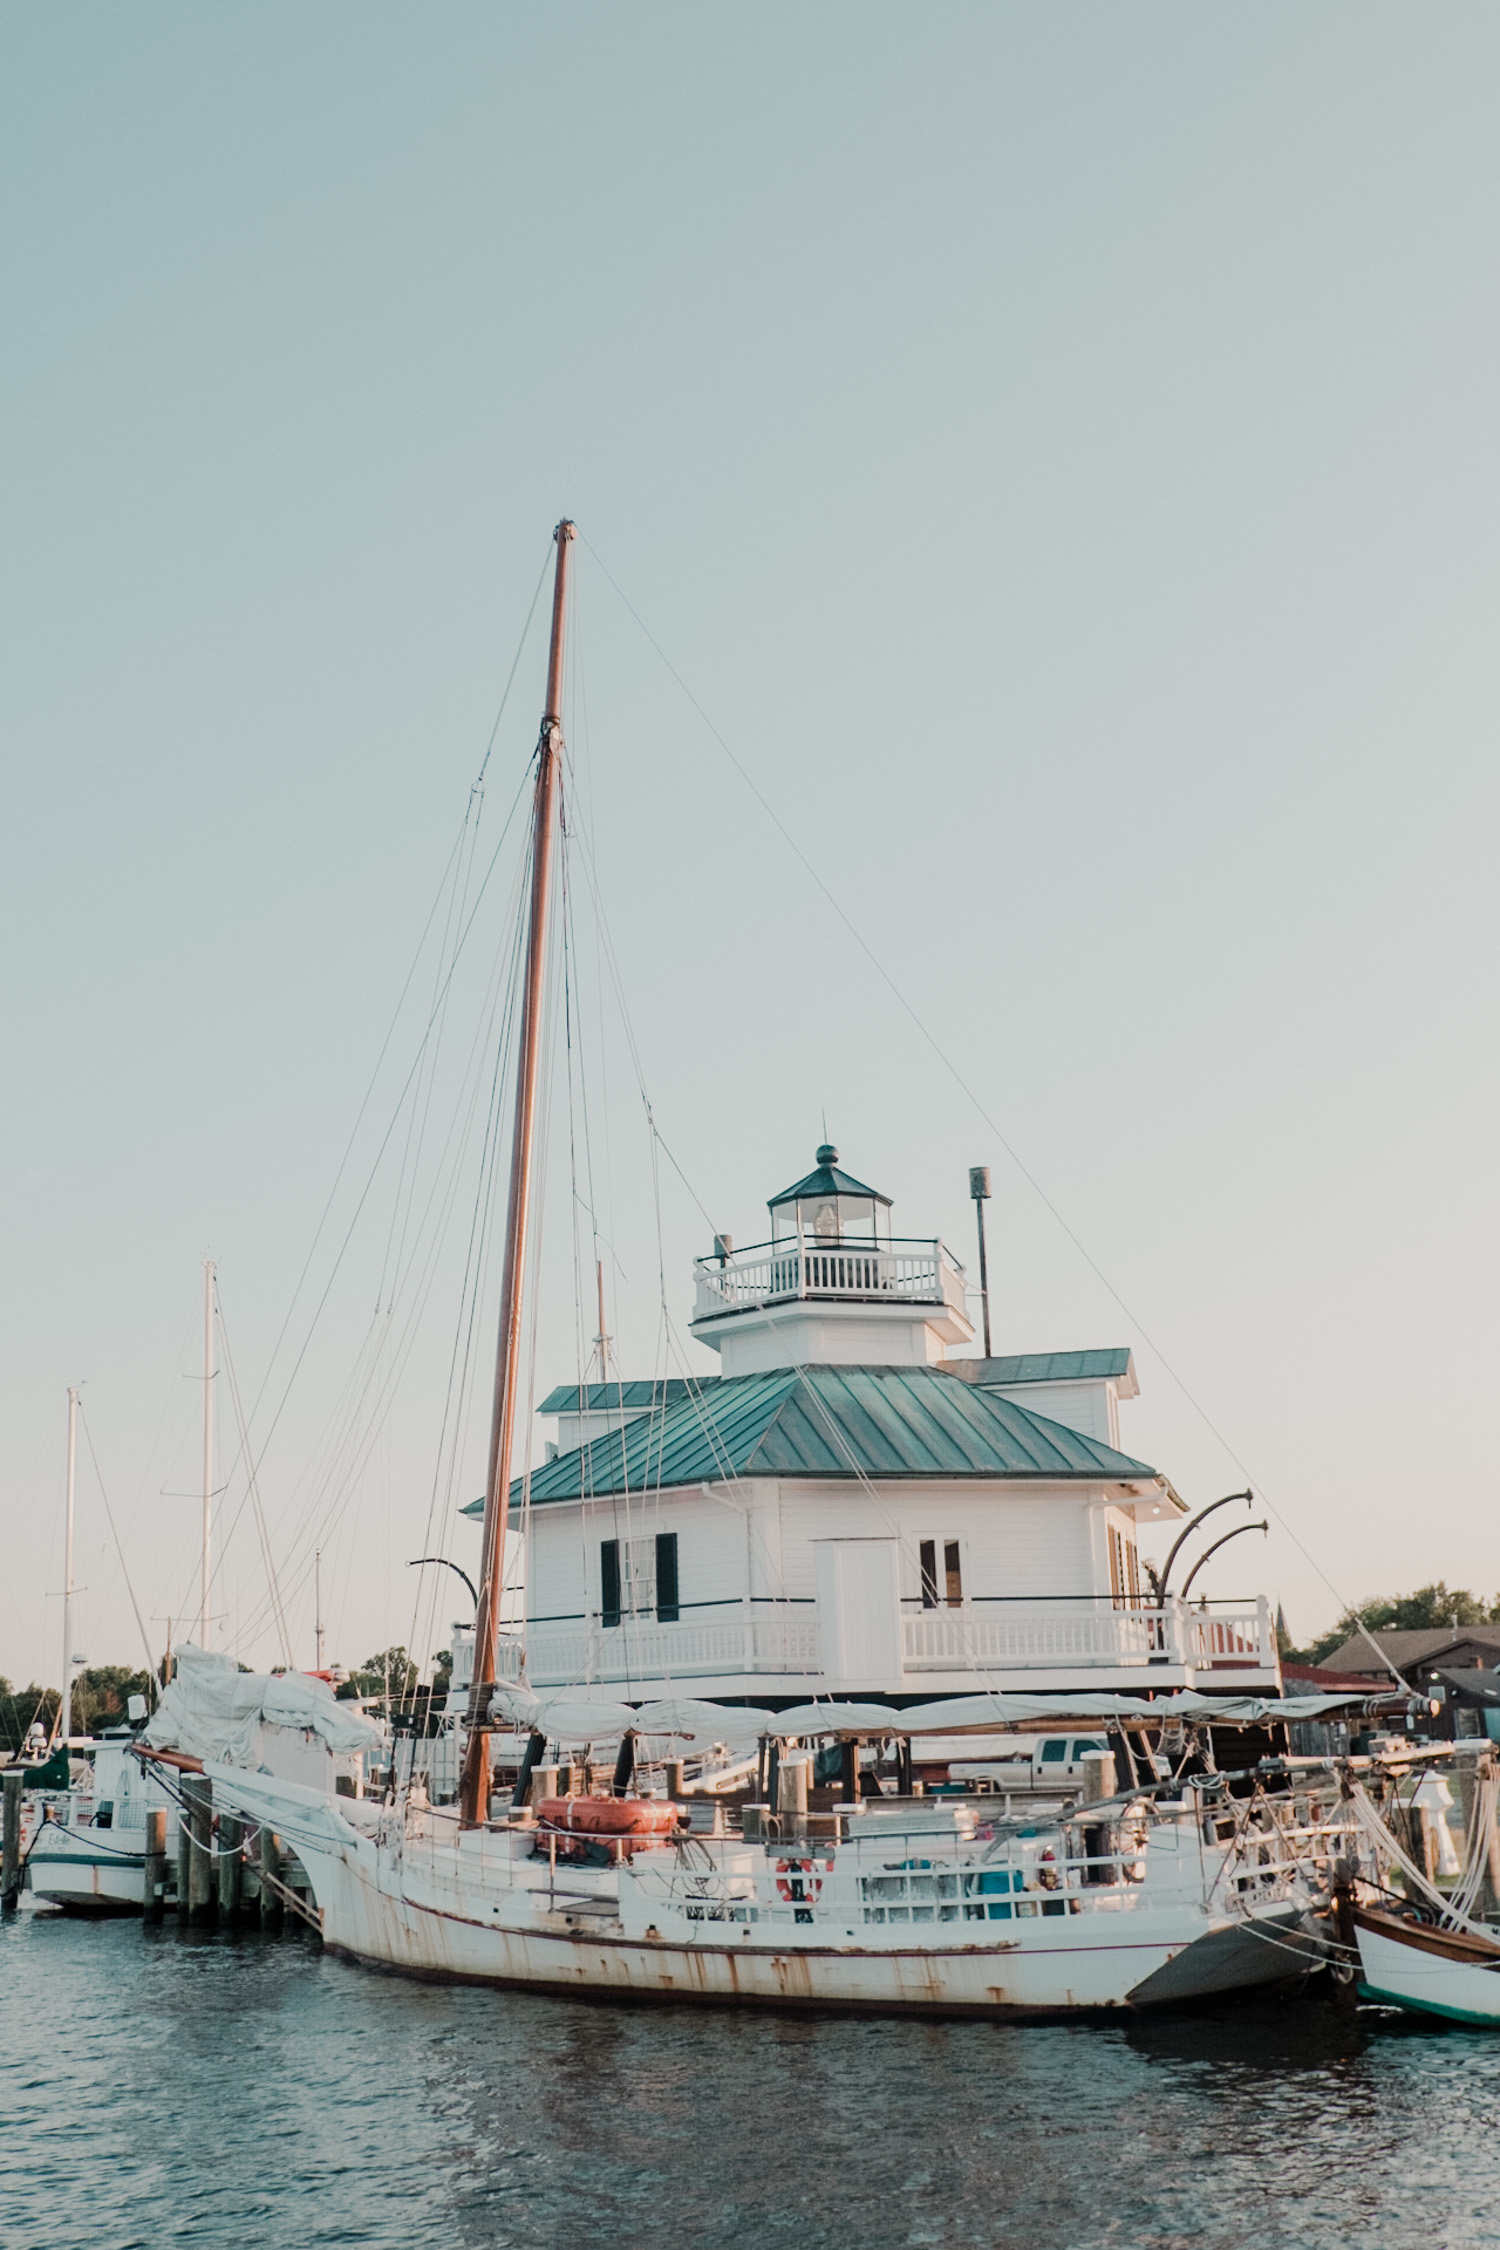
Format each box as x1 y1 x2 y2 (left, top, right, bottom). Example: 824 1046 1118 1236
1304 1582 1500 1665
0 1682 60 1754
70 1666 153 1733
0 1668 151 1749
337 1646 420 1703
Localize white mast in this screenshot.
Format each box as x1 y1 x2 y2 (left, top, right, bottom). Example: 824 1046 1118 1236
201 1259 215 1648
60 1385 79 1743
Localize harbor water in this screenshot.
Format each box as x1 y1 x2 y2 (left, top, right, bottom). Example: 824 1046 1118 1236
5 1911 1500 2250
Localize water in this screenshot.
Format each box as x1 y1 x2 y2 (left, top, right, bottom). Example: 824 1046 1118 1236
5 1912 1500 2250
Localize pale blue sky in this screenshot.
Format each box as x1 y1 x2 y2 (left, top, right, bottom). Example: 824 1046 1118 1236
5 5 1500 1685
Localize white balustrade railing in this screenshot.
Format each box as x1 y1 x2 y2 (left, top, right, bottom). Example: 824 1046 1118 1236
523 1609 821 1690
514 1595 1276 1690
901 1596 1277 1675
693 1236 966 1323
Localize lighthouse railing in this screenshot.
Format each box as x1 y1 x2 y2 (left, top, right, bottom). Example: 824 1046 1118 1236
693 1236 965 1322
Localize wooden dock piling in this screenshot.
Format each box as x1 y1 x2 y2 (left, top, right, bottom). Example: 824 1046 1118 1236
184 1775 215 1924
217 1812 243 1923
143 1806 168 1923
1453 1753 1500 1921
2 1769 22 1912
259 1824 283 1930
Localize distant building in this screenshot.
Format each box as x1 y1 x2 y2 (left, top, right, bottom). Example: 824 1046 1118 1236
1316 1626 1500 1688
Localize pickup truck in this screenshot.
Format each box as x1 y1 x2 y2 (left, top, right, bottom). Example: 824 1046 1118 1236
946 1734 1117 1795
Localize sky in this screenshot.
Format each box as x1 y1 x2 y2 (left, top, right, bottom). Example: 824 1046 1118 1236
4 4 1500 1690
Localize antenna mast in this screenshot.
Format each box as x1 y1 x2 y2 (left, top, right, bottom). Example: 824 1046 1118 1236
201 1259 216 1647
459 518 574 1826
60 1385 79 1743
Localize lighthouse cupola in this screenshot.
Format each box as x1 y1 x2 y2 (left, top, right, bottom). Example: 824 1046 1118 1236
690 1144 973 1377
767 1145 893 1247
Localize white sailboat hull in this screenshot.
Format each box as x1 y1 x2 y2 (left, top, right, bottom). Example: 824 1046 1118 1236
26 1823 146 1911
1356 1915 1500 2026
209 1766 1326 2018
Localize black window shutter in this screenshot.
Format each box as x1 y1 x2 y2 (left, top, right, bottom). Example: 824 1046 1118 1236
601 1539 621 1628
655 1532 679 1623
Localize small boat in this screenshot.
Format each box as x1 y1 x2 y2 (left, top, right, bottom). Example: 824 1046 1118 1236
1352 1901 1500 2026
27 1647 380 1912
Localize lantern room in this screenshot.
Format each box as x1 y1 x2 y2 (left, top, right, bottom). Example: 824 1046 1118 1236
767 1145 893 1246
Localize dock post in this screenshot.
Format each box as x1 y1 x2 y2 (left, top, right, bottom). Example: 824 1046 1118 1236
1454 1754 1500 1921
143 1806 168 1923
185 1776 215 1924
259 1824 284 1931
217 1813 243 1924
2 1769 22 1911
176 1796 191 1917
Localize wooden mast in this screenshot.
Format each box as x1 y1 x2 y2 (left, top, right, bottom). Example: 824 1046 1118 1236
459 518 574 1826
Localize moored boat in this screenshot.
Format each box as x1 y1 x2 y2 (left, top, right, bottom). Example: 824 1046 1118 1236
202 518 1378 2016
1352 1901 1500 2025
27 1647 380 1912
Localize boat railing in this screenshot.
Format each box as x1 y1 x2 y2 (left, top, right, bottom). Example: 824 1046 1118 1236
1207 1792 1367 1909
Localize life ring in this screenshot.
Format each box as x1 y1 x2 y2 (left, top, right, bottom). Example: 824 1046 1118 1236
774 1856 830 1904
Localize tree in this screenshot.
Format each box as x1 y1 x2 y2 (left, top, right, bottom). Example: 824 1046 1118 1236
1304 1582 1500 1666
337 1646 420 1704
70 1666 154 1733
0 1683 60 1754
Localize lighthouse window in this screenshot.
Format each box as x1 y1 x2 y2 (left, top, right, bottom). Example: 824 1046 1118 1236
600 1533 679 1626
919 1540 964 1609
1108 1525 1141 1610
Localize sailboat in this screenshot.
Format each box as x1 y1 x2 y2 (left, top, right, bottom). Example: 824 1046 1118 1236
197 519 1377 2013
28 1269 382 1911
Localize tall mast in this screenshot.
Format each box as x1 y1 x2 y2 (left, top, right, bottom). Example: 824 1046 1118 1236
459 518 574 1825
201 1259 216 1647
60 1385 79 1743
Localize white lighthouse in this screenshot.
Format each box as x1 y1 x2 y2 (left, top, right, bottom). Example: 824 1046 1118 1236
689 1144 974 1376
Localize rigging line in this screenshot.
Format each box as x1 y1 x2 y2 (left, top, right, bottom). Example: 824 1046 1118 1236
379 759 496 1321
375 809 473 1312
581 532 1361 1626
76 1404 159 1701
562 807 719 1240
213 1279 294 1669
387 845 534 1674
237 802 479 1451
474 544 554 791
231 767 534 1500
555 748 630 1322
247 883 534 1649
401 917 525 1708
399 954 524 1714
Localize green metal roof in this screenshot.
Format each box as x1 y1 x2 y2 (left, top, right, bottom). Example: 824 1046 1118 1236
538 1379 720 1414
463 1363 1157 1513
767 1145 891 1209
950 1350 1134 1386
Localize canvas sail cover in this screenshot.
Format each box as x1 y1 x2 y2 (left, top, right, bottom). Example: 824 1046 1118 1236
142 1644 382 1765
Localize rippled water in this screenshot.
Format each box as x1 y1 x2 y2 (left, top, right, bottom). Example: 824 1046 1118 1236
5 1910 1500 2250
